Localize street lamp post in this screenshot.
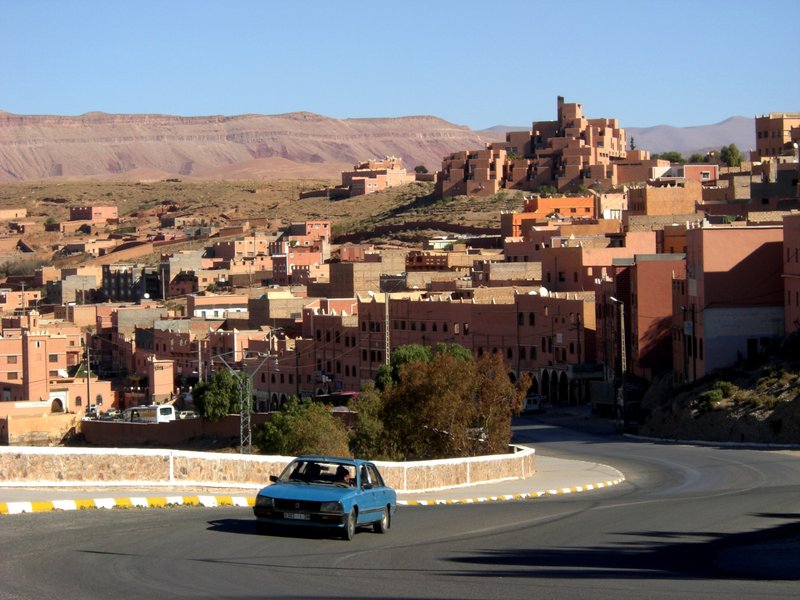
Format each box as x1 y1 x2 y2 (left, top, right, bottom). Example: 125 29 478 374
609 296 626 429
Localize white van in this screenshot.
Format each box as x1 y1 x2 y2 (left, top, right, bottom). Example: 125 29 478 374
522 394 546 414
122 404 176 423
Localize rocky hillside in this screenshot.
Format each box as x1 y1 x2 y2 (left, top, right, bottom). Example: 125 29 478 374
637 346 800 445
0 111 491 182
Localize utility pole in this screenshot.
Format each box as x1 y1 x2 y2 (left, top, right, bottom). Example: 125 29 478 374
197 338 203 384
85 340 92 415
609 297 626 430
384 292 390 365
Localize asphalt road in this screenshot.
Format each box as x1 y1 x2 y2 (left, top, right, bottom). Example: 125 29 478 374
2 417 799 599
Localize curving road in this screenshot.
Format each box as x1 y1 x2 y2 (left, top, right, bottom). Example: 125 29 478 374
2 419 799 599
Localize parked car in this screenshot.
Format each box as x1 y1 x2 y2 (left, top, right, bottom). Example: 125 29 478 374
253 456 397 540
522 393 546 414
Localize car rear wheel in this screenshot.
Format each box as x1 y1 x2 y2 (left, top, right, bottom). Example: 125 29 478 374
342 509 356 540
373 507 390 534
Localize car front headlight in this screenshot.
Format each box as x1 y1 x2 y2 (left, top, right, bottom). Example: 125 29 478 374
255 495 275 509
319 501 343 513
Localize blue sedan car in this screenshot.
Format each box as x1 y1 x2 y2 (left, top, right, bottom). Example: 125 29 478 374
253 456 397 540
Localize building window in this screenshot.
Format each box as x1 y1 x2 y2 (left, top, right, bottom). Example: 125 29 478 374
7 356 17 364
49 354 59 363
49 370 59 377
75 396 82 406
8 372 18 380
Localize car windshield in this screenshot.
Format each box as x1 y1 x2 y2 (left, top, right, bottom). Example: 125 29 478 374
279 459 356 487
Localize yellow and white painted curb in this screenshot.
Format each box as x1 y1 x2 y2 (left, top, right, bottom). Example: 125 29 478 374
0 476 625 515
397 476 626 506
0 494 256 515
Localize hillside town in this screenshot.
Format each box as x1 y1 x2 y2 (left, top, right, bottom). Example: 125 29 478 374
1 97 799 447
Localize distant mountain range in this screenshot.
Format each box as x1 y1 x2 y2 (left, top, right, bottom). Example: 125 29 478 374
0 111 756 182
479 116 755 157
0 111 494 182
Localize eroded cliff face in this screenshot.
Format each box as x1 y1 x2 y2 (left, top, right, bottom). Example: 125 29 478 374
0 111 490 181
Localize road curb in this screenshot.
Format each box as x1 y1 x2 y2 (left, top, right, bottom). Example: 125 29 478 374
398 476 626 506
0 475 626 515
0 494 256 515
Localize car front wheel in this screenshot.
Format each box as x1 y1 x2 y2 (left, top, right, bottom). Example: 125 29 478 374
342 509 356 540
373 507 390 534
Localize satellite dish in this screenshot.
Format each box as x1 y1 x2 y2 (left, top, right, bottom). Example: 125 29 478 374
539 286 549 297
143 293 150 299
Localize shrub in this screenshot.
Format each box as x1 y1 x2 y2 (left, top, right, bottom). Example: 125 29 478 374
254 398 350 457
695 389 723 414
713 381 736 398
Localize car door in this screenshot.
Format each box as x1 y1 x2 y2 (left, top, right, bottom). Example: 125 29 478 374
357 464 381 524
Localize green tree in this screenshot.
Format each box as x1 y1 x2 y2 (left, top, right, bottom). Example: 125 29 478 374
414 165 429 174
537 185 558 197
431 342 472 362
471 353 529 453
193 369 245 422
688 152 707 164
720 143 742 167
382 352 477 459
376 344 433 390
254 397 350 456
347 382 387 459
654 151 685 164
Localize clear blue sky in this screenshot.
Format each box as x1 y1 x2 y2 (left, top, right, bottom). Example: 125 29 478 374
2 0 798 130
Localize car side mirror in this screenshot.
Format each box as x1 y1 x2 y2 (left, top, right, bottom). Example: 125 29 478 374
269 475 278 482
362 483 373 490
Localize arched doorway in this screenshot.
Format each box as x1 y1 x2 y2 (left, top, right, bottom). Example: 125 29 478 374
549 372 559 404
559 372 569 405
51 398 64 413
526 373 540 395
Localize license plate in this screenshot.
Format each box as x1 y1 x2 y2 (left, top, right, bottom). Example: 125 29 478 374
284 512 310 520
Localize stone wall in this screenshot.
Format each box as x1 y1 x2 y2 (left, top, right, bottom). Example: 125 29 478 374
0 445 535 492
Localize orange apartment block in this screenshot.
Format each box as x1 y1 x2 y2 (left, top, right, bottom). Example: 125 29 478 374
436 147 506 197
341 157 415 196
672 225 784 383
626 179 702 217
0 288 42 315
755 112 800 160
69 205 119 222
353 289 599 404
596 254 687 384
212 232 276 260
540 231 657 293
0 208 27 221
405 250 476 274
613 150 671 185
436 97 628 197
0 311 114 415
783 213 800 335
186 293 249 319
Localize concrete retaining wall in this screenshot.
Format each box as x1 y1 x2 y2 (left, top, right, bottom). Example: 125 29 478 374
0 445 535 493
